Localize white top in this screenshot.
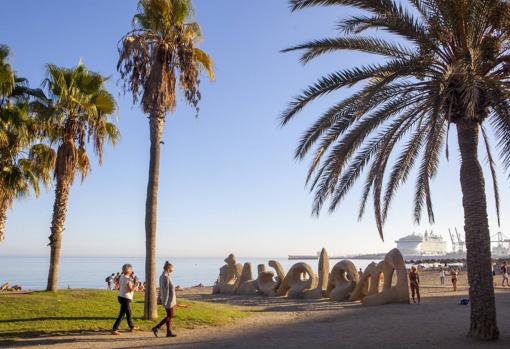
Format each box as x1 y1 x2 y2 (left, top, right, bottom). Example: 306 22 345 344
439 271 445 277
118 274 134 300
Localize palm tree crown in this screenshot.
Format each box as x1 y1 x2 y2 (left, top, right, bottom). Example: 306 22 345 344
118 0 214 115
282 0 510 239
0 46 55 242
38 63 120 183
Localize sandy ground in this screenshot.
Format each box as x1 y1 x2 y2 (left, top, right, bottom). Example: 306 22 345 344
3 271 510 349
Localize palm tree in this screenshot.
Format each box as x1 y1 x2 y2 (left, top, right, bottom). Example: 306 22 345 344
282 0 510 340
0 45 16 98
38 63 120 291
117 0 214 320
0 45 55 242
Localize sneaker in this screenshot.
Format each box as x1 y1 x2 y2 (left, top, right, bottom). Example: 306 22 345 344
151 327 159 337
166 332 177 338
111 330 121 336
129 326 140 332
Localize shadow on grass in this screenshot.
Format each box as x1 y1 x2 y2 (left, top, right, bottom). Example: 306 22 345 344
0 316 116 324
0 332 159 348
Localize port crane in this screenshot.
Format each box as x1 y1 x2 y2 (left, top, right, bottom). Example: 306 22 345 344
490 232 510 257
449 228 465 254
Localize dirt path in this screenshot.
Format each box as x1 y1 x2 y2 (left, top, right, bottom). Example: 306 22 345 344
3 289 510 349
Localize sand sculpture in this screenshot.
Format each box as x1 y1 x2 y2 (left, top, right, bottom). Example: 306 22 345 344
327 260 359 301
257 260 285 296
276 262 317 298
349 262 378 301
361 248 410 305
298 248 329 299
212 253 243 294
236 262 258 295
213 248 409 306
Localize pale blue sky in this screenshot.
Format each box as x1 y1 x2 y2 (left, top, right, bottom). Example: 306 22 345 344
0 0 509 258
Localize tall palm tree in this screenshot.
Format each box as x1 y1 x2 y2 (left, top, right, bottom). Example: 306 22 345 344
282 0 510 340
38 63 120 291
0 45 55 242
117 0 214 320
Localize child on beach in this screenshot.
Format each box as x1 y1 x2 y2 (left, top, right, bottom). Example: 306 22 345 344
409 266 420 304
152 261 177 338
111 264 139 335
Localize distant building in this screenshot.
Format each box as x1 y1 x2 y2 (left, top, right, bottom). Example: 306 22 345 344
395 231 447 256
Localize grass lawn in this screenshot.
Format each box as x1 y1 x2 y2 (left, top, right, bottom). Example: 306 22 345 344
0 289 251 339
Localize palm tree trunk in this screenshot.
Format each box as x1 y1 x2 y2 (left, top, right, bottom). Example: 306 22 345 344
456 119 499 340
0 197 9 242
144 114 164 320
46 175 72 291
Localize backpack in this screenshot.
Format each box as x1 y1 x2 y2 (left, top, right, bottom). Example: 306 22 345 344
458 298 469 305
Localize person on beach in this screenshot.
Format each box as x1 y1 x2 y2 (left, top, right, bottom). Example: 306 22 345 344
114 272 121 290
451 268 458 291
409 266 420 304
152 261 177 338
501 261 509 286
358 268 363 279
106 273 115 290
111 264 139 335
439 268 445 286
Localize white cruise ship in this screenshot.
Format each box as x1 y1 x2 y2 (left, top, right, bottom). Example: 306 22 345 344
395 231 447 257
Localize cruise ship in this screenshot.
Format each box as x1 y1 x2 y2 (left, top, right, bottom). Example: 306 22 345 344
395 230 448 257
288 230 510 260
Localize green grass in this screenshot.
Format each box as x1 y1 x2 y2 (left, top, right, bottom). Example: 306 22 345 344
0 290 251 339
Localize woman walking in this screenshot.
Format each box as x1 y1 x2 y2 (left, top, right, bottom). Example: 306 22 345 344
111 264 139 335
409 266 420 304
152 261 177 338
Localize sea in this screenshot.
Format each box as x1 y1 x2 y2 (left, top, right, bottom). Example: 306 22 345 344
0 256 379 290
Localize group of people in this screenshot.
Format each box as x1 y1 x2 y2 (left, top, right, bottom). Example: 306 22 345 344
110 261 177 338
106 272 145 292
408 266 461 304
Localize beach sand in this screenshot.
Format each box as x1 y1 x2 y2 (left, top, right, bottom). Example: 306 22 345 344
4 271 510 349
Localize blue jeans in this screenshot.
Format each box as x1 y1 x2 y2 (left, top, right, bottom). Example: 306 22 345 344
112 296 134 330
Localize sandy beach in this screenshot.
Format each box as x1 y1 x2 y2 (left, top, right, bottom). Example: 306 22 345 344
4 271 510 349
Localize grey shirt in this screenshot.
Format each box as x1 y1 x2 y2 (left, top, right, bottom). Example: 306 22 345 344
159 272 176 309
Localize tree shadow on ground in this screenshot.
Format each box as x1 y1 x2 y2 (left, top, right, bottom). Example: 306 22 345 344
5 292 510 349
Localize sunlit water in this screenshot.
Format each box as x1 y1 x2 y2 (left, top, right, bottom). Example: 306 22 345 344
0 256 379 290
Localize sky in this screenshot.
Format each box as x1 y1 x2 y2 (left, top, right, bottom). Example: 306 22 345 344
0 0 509 258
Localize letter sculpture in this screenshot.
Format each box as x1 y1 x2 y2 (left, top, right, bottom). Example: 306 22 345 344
299 248 330 299
276 262 317 299
350 249 410 305
257 260 285 296
213 248 410 306
236 262 258 295
327 260 359 301
212 253 243 294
